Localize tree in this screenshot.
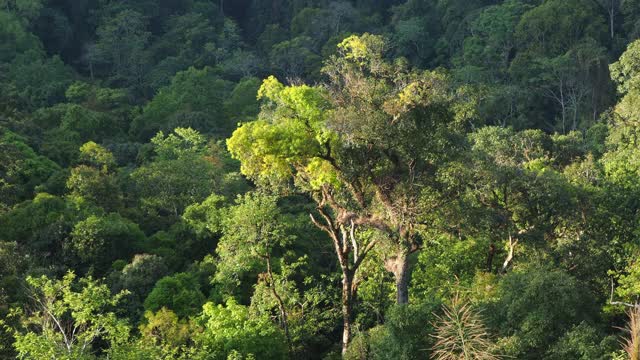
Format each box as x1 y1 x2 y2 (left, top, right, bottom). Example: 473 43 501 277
224 77 262 124
68 213 145 274
0 129 60 208
89 9 150 91
228 34 473 353
0 9 41 61
0 0 43 23
393 16 438 67
0 193 72 258
515 0 607 57
347 300 441 360
484 266 598 359
67 142 121 211
269 37 322 80
7 50 73 109
507 0 611 129
12 272 130 359
192 300 287 360
321 34 473 306
137 307 193 356
131 128 222 220
595 0 621 39
468 127 582 273
216 192 294 350
110 254 169 321
143 273 206 318
131 67 233 139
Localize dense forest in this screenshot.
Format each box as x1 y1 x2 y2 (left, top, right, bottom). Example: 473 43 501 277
3 0 640 359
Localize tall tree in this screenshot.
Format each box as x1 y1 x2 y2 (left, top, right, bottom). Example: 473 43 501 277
89 9 150 92
228 34 473 352
320 34 472 305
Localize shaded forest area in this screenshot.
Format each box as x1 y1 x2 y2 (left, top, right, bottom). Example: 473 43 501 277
3 0 640 359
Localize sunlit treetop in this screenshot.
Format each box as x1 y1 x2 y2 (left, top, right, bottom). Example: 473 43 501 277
227 76 338 190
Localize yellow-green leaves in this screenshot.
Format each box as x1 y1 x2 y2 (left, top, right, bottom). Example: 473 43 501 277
305 158 340 190
337 33 387 67
228 77 338 190
611 39 640 95
257 75 285 101
79 141 116 172
227 120 297 183
383 70 451 118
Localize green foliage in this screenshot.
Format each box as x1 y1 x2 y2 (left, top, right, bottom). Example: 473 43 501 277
7 50 73 109
116 254 169 296
192 300 287 360
347 301 441 360
3 1 640 358
12 272 130 359
68 213 145 273
109 254 170 322
139 308 192 348
90 9 150 91
485 266 598 359
132 67 233 139
150 127 208 160
515 0 606 56
183 193 227 238
545 322 615 360
0 10 41 62
0 193 78 257
411 236 488 301
215 193 293 285
66 143 120 210
224 77 262 122
611 39 640 94
269 37 322 79
79 141 116 171
0 129 60 207
613 256 640 304
227 75 330 187
144 272 206 318
0 0 44 22
131 128 223 220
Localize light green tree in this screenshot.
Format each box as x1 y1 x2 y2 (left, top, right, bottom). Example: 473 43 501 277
12 272 130 359
192 300 287 360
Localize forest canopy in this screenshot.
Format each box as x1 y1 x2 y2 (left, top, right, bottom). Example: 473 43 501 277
2 0 640 359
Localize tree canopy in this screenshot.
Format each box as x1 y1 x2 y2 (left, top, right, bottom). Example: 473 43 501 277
3 1 640 359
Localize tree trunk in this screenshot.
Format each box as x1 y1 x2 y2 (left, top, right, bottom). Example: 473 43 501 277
266 255 292 353
88 60 94 82
500 235 517 274
610 11 614 39
341 270 354 355
609 2 615 40
486 243 496 272
385 250 410 305
560 79 566 134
